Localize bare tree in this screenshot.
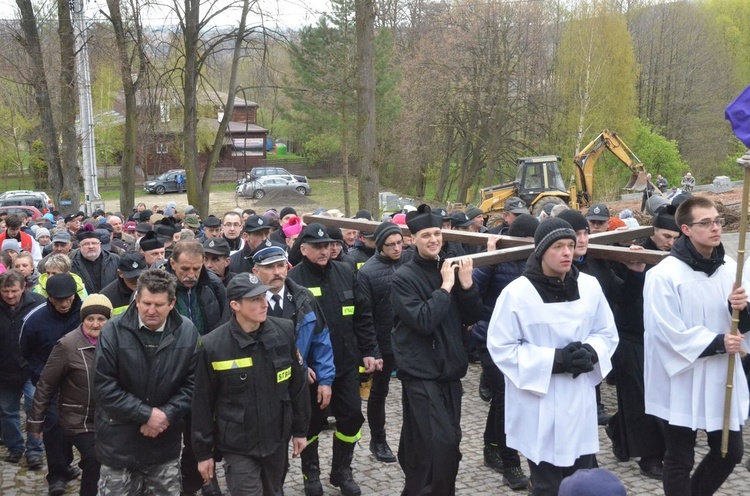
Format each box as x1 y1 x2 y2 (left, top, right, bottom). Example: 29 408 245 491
356 0 378 213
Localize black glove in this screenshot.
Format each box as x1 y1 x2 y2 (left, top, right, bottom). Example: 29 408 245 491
553 342 583 374
569 347 595 378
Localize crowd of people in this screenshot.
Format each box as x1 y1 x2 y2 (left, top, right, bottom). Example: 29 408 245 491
0 191 747 496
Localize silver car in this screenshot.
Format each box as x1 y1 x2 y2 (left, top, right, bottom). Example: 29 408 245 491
236 176 311 199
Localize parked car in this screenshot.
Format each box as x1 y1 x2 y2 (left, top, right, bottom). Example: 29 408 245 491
0 192 50 213
0 206 43 221
143 169 186 195
249 166 308 183
236 176 311 199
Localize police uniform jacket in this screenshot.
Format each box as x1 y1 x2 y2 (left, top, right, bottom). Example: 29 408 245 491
100 277 135 316
191 315 311 461
289 258 379 376
390 251 482 382
93 305 198 469
286 278 336 386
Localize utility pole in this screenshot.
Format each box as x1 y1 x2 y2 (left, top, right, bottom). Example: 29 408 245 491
72 0 101 215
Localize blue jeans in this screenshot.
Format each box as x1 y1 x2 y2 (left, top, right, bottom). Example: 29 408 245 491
0 379 43 457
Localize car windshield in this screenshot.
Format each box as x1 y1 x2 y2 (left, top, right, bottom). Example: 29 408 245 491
157 172 172 181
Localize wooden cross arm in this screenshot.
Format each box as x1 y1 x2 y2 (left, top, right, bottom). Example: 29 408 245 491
456 244 668 268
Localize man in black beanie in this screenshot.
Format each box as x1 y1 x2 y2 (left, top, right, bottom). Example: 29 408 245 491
357 221 406 464
390 205 482 495
487 218 618 496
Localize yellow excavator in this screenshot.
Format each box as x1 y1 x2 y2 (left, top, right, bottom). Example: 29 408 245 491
478 130 658 224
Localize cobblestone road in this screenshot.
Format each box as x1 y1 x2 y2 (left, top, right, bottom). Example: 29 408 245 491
2 363 748 494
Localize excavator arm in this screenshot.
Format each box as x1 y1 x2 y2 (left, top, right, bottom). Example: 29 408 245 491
572 129 665 208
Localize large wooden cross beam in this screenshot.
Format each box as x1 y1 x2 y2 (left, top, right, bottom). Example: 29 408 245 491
301 214 669 267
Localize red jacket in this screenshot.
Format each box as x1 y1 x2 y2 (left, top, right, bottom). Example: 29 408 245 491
0 230 35 253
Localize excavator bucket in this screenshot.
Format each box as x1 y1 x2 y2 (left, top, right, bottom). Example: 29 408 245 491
625 171 648 191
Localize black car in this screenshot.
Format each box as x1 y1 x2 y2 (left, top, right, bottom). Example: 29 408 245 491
144 169 186 195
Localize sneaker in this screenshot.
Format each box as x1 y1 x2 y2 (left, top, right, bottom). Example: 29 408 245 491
48 480 66 496
4 451 23 464
26 455 44 471
503 466 530 491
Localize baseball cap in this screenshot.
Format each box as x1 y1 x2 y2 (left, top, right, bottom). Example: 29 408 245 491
450 212 474 228
504 197 528 215
585 203 610 221
184 214 200 229
203 237 231 257
118 253 147 278
299 223 335 244
46 273 77 299
243 215 272 233
52 232 72 244
226 273 274 302
253 246 288 266
465 205 483 220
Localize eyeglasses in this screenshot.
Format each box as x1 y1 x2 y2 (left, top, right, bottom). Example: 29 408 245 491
223 223 242 228
383 240 403 248
79 241 100 248
687 218 725 228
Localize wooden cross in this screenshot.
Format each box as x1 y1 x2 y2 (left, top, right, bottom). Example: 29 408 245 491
301 214 669 267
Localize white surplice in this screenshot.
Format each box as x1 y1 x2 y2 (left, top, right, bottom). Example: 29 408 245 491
487 273 618 466
643 255 750 432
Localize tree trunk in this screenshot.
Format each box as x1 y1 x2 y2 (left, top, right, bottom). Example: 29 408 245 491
342 98 351 217
434 117 454 202
356 0 378 214
15 0 65 207
58 0 83 213
183 0 201 214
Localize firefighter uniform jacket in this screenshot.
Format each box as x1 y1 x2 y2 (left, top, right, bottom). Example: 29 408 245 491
289 258 380 376
191 315 311 461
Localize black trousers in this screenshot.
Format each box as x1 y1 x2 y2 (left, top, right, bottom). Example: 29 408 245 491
660 420 743 496
308 367 364 441
479 350 521 468
181 413 204 493
70 432 99 496
367 354 395 441
43 397 74 484
527 454 597 496
399 379 462 496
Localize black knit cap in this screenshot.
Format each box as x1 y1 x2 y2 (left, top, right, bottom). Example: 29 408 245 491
534 218 576 257
507 214 540 238
140 231 164 251
374 222 402 252
279 207 297 220
556 209 590 233
405 204 442 235
653 204 679 232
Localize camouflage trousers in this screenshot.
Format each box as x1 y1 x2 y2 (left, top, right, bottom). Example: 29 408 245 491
98 458 181 495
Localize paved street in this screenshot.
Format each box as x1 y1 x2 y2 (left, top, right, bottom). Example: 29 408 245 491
2 362 749 494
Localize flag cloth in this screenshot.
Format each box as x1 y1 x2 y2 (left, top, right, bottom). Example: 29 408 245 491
725 84 750 148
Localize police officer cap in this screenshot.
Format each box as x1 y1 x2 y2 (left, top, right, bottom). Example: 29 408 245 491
253 246 288 266
203 237 231 257
243 215 272 233
226 273 274 302
299 223 335 244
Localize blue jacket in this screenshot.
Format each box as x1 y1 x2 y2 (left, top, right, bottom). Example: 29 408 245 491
471 259 526 345
286 278 335 386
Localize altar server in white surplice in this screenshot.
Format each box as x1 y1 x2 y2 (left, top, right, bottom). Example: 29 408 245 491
487 218 618 496
643 196 749 496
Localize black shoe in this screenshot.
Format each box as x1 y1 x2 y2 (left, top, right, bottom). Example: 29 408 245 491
597 404 611 426
604 424 629 462
503 466 530 491
200 478 223 496
65 465 82 481
639 462 663 480
483 444 503 473
479 374 492 402
369 439 397 463
26 455 44 471
48 480 66 496
4 451 23 463
302 473 323 496
746 457 750 473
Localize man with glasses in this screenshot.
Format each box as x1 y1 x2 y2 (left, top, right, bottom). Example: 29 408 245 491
221 211 245 254
357 221 409 464
70 230 120 294
644 196 749 495
289 223 380 496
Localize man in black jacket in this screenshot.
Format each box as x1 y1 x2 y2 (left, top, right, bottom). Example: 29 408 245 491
357 221 406 463
70 230 119 294
203 237 237 287
93 269 198 495
192 273 310 495
289 223 381 496
0 270 46 470
390 204 482 496
100 252 146 316
229 214 286 274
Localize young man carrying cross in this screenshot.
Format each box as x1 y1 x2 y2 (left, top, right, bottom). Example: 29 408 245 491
643 196 749 496
487 218 619 496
